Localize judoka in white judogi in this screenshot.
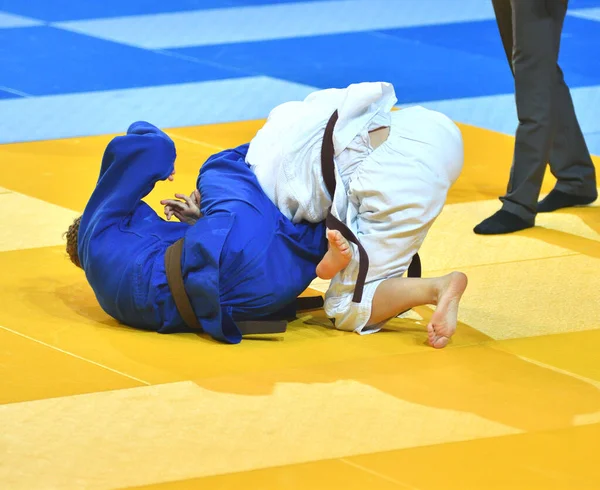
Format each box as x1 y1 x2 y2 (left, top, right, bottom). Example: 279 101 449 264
246 82 464 336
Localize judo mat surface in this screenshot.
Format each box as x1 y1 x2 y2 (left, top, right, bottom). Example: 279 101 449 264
1 1 600 489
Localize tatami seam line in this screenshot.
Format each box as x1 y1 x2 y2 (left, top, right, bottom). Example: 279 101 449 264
424 251 582 274
339 458 421 489
0 324 151 387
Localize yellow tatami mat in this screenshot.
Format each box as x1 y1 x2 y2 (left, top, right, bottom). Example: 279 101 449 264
0 121 599 489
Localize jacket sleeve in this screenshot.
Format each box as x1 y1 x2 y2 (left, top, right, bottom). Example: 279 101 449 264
86 121 176 219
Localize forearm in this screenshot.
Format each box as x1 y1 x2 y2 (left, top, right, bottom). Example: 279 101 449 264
88 122 176 217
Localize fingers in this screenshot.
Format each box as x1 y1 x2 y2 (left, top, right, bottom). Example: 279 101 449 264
160 193 199 206
192 189 201 205
161 192 200 222
162 200 183 221
160 199 187 209
173 210 190 223
163 205 187 223
161 192 192 209
174 193 194 207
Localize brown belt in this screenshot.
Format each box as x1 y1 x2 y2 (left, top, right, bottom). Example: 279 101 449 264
164 238 324 336
320 111 421 304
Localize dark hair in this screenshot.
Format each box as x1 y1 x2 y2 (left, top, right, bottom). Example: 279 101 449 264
65 215 82 269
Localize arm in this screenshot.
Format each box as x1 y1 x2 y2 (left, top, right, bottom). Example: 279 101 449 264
87 121 176 218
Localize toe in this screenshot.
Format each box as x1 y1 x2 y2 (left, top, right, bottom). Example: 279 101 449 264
433 336 449 349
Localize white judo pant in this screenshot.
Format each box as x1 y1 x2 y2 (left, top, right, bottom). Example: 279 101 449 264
326 106 463 333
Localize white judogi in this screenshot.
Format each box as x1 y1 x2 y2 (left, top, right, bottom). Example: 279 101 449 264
246 82 463 333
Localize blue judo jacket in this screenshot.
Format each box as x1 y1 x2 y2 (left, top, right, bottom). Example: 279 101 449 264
77 122 326 343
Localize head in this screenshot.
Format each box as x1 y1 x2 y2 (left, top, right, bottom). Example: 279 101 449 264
65 215 82 269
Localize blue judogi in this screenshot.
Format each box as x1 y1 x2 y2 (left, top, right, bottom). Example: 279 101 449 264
78 122 326 343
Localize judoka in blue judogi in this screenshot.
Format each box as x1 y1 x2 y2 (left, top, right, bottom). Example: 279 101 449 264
66 122 327 343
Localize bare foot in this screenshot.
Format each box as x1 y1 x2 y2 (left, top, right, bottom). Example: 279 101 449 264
316 229 352 279
427 272 468 349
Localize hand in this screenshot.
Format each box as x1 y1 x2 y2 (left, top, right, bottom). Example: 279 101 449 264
160 189 202 225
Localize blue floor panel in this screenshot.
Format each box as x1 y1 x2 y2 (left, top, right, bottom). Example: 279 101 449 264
174 31 515 103
0 89 21 100
0 26 250 96
380 16 600 88
0 0 332 22
1 0 599 143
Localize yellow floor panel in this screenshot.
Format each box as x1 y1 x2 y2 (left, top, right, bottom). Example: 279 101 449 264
0 186 79 253
0 120 599 489
129 459 402 490
1 121 595 216
346 423 600 490
193 343 600 433
0 246 489 386
0 379 520 489
420 197 599 273
133 423 600 490
436 253 600 340
494 329 600 383
0 327 143 404
2 343 599 488
0 131 214 212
